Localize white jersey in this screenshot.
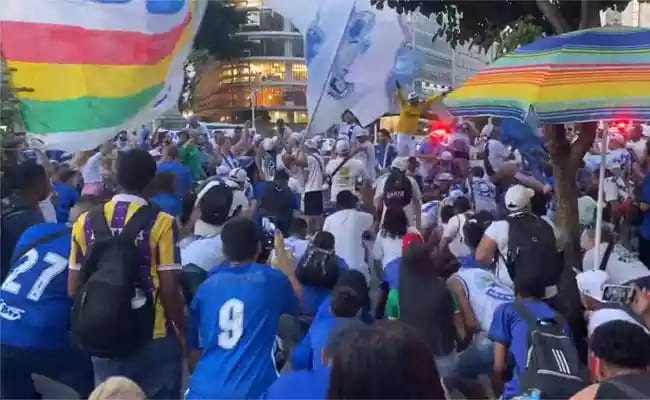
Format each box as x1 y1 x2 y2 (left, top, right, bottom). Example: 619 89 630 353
452 267 515 332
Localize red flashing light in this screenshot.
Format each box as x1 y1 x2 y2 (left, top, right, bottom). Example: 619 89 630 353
430 121 449 137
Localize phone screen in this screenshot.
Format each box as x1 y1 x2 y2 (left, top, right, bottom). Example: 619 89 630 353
602 285 636 304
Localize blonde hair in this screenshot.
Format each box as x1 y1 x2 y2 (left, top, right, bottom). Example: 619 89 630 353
89 377 146 400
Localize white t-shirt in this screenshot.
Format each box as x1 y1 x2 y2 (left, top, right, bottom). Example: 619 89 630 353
374 173 423 227
356 141 376 181
304 154 326 193
443 213 471 258
270 236 309 267
81 151 103 184
603 175 629 203
578 196 597 226
323 209 374 279
582 243 650 285
326 157 367 202
372 231 413 269
180 221 225 273
588 308 648 337
486 139 511 171
452 267 515 332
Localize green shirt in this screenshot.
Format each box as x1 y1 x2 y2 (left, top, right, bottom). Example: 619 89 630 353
180 143 205 181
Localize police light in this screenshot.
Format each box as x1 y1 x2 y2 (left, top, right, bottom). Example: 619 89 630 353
615 121 628 132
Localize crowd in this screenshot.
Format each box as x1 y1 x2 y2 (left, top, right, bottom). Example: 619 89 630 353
1 98 650 400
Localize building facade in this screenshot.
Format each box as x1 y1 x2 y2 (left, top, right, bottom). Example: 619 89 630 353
195 2 491 125
194 0 308 125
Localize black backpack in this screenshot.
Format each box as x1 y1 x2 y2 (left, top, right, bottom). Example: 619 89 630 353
260 181 293 218
505 213 560 288
295 244 340 289
383 170 413 209
513 302 588 398
71 205 157 358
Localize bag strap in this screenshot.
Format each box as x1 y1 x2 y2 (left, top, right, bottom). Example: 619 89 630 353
120 205 157 242
513 301 539 330
382 144 391 169
310 154 324 177
330 153 355 179
607 377 650 399
599 241 616 271
89 205 112 242
10 228 72 265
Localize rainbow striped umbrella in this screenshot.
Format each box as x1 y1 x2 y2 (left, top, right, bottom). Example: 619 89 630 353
444 27 650 124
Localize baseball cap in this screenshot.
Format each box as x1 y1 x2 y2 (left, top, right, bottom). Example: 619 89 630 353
391 157 408 172
228 167 248 185
407 92 419 101
304 138 319 151
262 137 275 151
336 139 350 154
504 184 535 211
576 270 609 301
440 151 453 161
436 172 453 182
402 232 424 252
355 129 370 138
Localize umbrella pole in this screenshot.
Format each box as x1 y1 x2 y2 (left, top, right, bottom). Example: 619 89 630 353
593 124 609 270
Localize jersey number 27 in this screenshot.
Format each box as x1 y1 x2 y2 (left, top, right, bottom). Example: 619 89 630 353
1 249 67 302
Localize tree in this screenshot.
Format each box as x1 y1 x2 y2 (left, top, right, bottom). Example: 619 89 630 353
180 1 246 112
374 0 635 329
373 0 627 259
1 59 31 135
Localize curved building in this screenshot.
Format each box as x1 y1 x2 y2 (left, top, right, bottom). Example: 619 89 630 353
194 0 308 126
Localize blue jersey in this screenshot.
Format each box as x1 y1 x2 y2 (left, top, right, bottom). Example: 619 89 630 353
188 263 300 399
291 317 350 371
1 223 72 350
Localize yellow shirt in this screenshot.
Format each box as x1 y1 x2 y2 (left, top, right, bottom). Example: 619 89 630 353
69 194 180 339
396 88 441 135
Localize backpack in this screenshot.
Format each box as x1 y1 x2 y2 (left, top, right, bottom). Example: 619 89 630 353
295 244 340 289
513 302 588 398
383 170 413 209
260 181 293 218
504 213 560 288
71 205 157 358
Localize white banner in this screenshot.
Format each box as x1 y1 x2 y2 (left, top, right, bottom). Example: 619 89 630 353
266 0 419 133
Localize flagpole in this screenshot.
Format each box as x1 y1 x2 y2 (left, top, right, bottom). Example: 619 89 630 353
305 3 356 136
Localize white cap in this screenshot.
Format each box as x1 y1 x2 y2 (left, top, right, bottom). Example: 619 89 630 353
336 139 350 154
407 92 419 101
576 270 609 301
290 131 302 142
642 124 650 137
588 308 649 337
304 138 319 151
253 133 263 144
322 139 335 153
216 165 230 176
449 189 465 199
228 167 248 185
436 172 453 182
391 157 408 172
262 137 275 151
504 184 535 211
355 129 370 138
440 151 453 161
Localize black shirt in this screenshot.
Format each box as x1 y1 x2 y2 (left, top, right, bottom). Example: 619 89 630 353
398 267 456 356
1 197 44 280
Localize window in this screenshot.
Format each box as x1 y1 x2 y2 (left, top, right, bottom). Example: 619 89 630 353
269 111 290 123
259 9 284 31
249 62 286 81
291 38 304 58
294 111 308 124
291 64 308 81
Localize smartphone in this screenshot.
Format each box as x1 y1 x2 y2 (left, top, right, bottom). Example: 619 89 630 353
602 284 636 304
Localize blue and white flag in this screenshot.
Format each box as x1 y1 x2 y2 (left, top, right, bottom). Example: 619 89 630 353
265 0 419 133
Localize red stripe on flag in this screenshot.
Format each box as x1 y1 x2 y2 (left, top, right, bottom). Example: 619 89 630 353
0 16 189 65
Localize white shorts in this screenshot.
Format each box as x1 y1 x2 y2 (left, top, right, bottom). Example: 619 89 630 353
395 133 418 157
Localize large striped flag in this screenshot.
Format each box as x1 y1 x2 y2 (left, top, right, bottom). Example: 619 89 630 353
0 0 205 151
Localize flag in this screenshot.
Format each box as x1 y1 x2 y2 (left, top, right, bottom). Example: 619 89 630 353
0 0 205 151
266 0 418 133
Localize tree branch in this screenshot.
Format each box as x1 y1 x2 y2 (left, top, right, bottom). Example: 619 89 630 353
535 0 572 33
570 122 597 167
